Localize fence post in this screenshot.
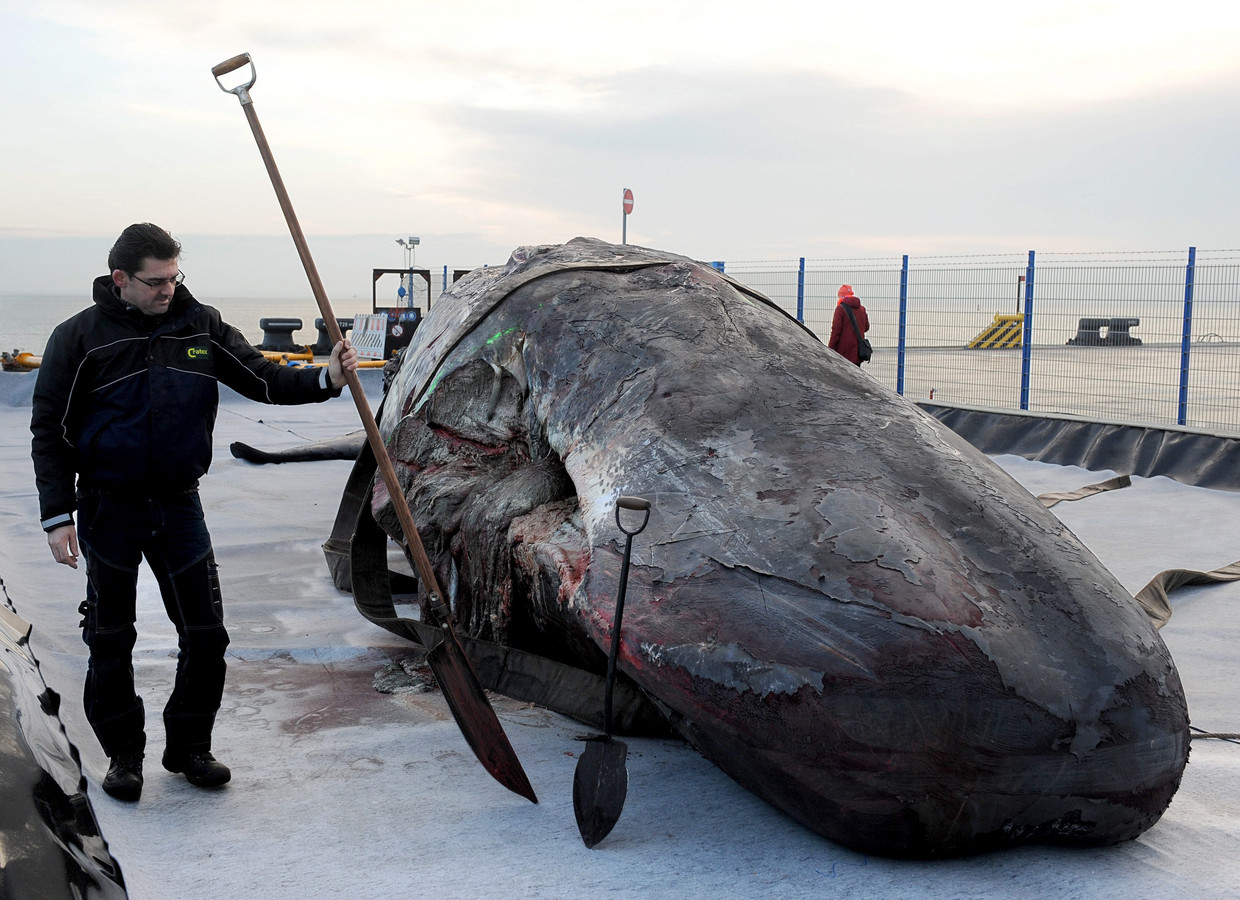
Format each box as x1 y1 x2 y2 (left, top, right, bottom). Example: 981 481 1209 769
897 254 909 396
1178 246 1196 426
1020 250 1036 410
796 257 806 323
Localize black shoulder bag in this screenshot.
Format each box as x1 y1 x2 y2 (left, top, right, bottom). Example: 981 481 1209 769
842 304 873 363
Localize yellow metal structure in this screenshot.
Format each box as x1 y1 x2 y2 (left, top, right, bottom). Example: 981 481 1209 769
1 351 41 371
259 349 314 363
968 314 1024 349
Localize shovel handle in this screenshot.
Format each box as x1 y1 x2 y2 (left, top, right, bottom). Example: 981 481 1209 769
216 66 442 611
213 53 256 98
212 54 537 803
212 53 251 77
604 495 650 735
615 496 651 536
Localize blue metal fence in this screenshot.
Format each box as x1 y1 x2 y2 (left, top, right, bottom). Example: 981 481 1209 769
721 248 1240 438
435 248 1240 437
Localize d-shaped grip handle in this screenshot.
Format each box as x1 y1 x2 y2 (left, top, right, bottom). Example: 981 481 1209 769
212 53 256 97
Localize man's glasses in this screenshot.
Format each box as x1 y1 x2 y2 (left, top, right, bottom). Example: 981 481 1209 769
130 271 186 288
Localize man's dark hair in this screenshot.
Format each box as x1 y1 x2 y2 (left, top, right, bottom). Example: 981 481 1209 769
108 223 181 273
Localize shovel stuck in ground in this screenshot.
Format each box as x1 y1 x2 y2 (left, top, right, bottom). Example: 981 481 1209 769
573 496 651 848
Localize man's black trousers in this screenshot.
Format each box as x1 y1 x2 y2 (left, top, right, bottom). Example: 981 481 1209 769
78 490 229 757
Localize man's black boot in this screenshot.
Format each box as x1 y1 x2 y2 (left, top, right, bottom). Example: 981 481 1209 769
162 749 231 788
102 752 144 801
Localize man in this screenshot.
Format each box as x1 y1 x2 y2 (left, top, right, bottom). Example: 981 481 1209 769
828 284 870 366
30 223 359 802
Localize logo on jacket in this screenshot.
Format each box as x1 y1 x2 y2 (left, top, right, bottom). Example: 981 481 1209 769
187 346 210 360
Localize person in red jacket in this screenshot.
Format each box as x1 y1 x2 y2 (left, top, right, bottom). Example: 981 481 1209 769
828 284 870 366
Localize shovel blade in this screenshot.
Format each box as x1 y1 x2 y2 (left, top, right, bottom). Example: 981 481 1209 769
428 631 538 803
572 736 629 848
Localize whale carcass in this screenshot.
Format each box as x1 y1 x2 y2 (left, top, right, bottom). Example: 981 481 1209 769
361 237 1188 858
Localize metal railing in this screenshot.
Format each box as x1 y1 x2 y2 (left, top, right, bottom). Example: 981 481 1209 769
721 248 1240 438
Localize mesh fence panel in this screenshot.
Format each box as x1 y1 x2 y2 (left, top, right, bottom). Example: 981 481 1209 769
432 251 1240 436
724 250 1240 437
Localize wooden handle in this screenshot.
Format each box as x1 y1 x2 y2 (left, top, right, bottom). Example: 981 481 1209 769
615 496 651 536
215 55 537 802
212 53 251 77
234 100 449 615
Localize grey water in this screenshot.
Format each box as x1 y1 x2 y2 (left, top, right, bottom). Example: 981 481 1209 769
6 285 1239 438
0 293 381 356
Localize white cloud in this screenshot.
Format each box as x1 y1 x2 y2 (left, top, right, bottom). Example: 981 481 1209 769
3 0 1240 295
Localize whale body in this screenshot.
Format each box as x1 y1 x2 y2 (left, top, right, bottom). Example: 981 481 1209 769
369 237 1188 857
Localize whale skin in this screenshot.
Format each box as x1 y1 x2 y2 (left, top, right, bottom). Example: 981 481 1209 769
369 237 1189 858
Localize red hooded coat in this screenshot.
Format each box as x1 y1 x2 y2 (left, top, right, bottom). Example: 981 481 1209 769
828 295 870 365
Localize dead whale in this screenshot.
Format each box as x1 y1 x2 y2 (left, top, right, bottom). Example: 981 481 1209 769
362 237 1188 858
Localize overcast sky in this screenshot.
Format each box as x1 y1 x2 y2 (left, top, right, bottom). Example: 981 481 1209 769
3 0 1239 297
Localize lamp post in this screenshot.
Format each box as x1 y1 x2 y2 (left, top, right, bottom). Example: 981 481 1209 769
396 235 420 268
395 236 420 305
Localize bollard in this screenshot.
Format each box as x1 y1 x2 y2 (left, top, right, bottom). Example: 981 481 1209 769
257 318 304 352
311 317 355 355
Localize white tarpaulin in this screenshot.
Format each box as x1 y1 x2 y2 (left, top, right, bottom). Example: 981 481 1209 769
2 371 1237 899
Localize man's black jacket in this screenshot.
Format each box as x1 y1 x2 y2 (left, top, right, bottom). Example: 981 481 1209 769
31 277 339 530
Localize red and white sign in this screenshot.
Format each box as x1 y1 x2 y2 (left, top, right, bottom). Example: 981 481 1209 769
352 314 389 360
622 188 634 215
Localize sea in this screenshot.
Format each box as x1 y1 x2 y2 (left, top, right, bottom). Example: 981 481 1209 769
5 288 1238 438
0 293 374 357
